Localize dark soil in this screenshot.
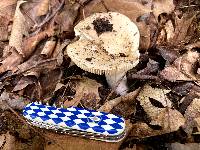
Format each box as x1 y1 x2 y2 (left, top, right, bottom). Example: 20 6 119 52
92 17 113 35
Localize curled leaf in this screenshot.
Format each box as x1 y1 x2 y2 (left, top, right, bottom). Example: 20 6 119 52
9 0 28 56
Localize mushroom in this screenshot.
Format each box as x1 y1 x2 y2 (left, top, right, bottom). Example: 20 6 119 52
65 12 140 95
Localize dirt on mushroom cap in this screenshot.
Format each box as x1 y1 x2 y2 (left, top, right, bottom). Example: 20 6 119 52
66 12 140 75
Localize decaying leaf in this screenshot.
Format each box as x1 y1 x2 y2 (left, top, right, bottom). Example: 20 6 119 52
130 122 161 138
98 88 140 113
169 12 196 45
183 98 200 134
137 84 171 118
39 68 63 99
0 0 17 19
149 108 185 132
64 77 102 109
157 46 180 65
9 0 28 56
22 28 53 59
160 51 200 82
0 132 15 150
137 84 185 134
152 0 175 19
0 50 23 74
35 0 49 17
12 76 35 92
137 59 159 75
0 91 30 110
54 2 80 34
0 16 10 41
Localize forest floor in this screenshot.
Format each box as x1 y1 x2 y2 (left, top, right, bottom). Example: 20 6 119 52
0 0 200 149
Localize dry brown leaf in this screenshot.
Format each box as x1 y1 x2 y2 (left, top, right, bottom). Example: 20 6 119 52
169 12 196 45
130 122 161 138
0 50 23 74
16 57 58 76
130 109 185 138
64 77 102 109
9 0 28 57
149 108 185 132
160 51 200 82
54 3 80 33
0 16 10 41
0 132 15 150
52 39 70 65
137 84 171 118
160 66 191 82
35 0 50 17
12 76 35 92
157 46 180 65
21 29 53 59
39 69 63 99
0 91 30 110
183 98 200 134
98 88 140 113
137 85 185 133
103 0 152 22
0 0 17 19
152 0 175 19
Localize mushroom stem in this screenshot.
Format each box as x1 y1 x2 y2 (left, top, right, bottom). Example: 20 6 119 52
105 72 128 95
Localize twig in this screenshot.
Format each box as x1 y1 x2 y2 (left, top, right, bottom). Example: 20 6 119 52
33 0 65 31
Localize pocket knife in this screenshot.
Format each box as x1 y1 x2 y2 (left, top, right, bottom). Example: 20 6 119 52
23 102 126 142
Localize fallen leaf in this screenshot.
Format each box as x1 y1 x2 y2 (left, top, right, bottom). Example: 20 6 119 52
0 132 15 150
169 12 196 45
185 41 200 50
35 0 50 17
53 2 80 34
98 88 140 113
172 82 194 96
0 0 17 19
0 91 30 110
130 122 161 138
169 143 200 150
64 77 102 109
9 0 28 57
12 76 35 92
152 0 175 19
149 108 185 132
0 50 23 74
183 98 200 134
22 29 53 59
160 51 200 82
137 59 159 75
157 46 180 65
130 109 185 138
137 84 172 118
164 20 175 42
0 16 10 41
39 68 63 99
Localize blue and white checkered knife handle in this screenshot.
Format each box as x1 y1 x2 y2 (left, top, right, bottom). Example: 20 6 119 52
23 102 126 142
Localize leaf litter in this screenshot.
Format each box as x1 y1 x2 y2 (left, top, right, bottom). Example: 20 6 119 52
0 0 200 149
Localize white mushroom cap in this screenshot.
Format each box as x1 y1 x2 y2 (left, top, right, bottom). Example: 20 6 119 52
66 12 140 76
